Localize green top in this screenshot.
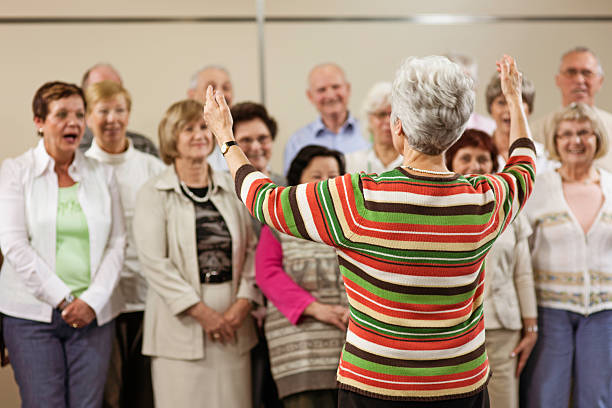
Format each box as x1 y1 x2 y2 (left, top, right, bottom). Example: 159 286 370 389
56 183 91 297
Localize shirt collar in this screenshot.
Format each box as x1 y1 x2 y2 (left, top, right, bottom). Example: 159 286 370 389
154 164 228 196
85 138 134 165
314 112 356 137
33 139 85 182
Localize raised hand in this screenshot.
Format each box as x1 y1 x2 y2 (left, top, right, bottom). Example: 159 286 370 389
496 55 523 105
203 85 234 145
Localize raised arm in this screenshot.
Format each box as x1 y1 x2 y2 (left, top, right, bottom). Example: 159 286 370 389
497 55 532 146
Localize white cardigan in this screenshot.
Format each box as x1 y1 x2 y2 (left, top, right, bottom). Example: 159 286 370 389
0 140 125 325
524 168 612 315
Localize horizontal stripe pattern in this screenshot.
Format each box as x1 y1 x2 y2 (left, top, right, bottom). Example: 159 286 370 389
235 139 536 400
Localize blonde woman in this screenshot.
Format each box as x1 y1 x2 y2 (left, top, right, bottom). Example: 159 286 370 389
133 99 261 408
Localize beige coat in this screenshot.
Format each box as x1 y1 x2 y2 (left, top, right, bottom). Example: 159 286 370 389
133 166 261 360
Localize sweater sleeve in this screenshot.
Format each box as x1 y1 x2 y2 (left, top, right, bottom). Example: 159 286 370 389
235 165 359 248
255 226 315 325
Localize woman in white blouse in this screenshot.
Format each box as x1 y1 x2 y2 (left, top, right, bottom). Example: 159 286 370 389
344 82 403 174
0 81 125 406
522 102 612 408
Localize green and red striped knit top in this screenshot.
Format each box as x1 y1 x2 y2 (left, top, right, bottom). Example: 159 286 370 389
235 139 536 402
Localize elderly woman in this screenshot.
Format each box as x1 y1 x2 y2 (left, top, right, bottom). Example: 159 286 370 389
345 82 402 173
0 81 125 406
485 73 554 173
204 54 536 407
256 145 348 407
446 129 538 408
84 80 165 407
521 103 612 408
133 99 261 408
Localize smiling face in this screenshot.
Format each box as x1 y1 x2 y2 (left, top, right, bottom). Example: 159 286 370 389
299 155 341 183
555 119 598 168
555 51 604 106
87 95 130 153
307 65 350 120
35 95 85 160
234 118 273 172
175 117 214 161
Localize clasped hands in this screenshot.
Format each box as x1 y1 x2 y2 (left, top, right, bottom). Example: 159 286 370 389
57 298 96 329
187 299 252 344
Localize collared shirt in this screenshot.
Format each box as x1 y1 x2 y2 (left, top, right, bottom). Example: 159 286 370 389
344 147 403 174
79 127 160 158
86 140 166 313
283 114 369 173
0 140 126 324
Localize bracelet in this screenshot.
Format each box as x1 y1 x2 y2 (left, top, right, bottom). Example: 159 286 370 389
524 325 538 333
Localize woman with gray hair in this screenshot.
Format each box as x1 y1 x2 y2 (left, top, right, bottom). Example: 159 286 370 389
521 102 612 408
204 55 536 407
344 82 402 173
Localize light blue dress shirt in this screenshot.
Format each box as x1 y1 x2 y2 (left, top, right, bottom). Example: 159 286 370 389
283 114 369 173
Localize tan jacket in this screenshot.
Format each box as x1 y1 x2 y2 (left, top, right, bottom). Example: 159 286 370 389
133 166 261 360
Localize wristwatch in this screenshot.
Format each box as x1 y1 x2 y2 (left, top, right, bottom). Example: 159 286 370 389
59 294 75 310
221 140 238 156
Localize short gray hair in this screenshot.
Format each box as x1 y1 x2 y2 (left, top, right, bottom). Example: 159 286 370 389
361 81 392 120
560 46 604 76
391 56 475 155
188 65 231 90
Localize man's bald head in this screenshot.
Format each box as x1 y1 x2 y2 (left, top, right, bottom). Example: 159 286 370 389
188 65 234 106
306 63 351 120
82 63 122 90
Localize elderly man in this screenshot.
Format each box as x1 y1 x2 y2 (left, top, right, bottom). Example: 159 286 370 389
531 47 612 171
187 65 235 171
78 63 159 157
283 63 369 172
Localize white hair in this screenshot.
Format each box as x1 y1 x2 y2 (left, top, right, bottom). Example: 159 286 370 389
391 56 475 155
361 81 392 120
188 65 231 90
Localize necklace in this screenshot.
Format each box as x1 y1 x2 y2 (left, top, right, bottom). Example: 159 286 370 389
402 165 455 176
180 180 211 203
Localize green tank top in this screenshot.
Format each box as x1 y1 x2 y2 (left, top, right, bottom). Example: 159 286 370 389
56 183 91 297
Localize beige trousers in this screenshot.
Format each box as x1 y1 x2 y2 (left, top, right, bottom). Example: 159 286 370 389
151 282 252 408
485 329 521 408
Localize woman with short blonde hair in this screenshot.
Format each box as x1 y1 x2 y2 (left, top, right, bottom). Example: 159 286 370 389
134 99 261 408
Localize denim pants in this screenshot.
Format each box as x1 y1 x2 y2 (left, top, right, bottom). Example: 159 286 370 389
520 307 612 408
3 309 113 408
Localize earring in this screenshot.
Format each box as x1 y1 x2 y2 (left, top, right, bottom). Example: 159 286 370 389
37 128 43 136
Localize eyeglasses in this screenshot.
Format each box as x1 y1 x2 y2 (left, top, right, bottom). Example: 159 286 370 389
369 111 392 120
556 129 595 140
560 68 599 79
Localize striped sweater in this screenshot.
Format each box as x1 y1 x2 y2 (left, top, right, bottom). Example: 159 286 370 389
235 139 536 401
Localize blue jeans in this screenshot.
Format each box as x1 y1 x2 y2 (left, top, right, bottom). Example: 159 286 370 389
521 307 612 408
3 309 113 408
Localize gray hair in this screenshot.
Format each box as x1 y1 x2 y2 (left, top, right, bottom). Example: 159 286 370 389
361 81 392 120
444 52 478 82
188 65 231 90
560 46 604 76
391 56 475 155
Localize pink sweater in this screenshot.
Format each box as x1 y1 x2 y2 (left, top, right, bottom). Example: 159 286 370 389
255 226 315 324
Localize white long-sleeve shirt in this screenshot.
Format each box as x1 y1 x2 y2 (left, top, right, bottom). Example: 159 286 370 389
86 140 166 312
0 140 125 324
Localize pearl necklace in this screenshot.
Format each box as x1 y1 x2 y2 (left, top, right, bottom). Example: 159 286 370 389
402 165 455 176
180 180 211 203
